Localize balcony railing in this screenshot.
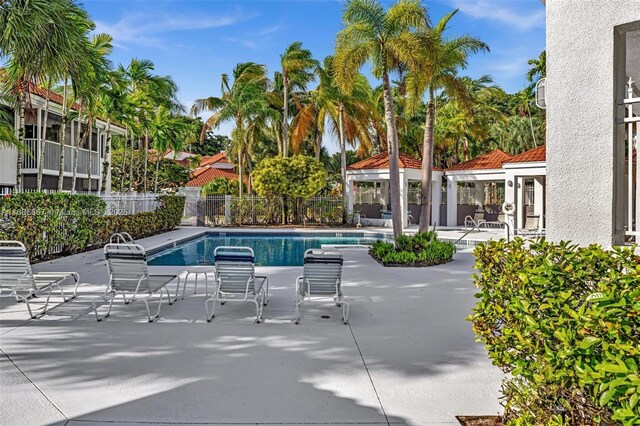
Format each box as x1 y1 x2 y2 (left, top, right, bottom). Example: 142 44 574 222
22 138 100 176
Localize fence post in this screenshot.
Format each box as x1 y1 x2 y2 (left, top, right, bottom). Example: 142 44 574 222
224 195 231 225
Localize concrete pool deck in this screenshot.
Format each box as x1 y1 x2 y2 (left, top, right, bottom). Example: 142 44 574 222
0 227 503 426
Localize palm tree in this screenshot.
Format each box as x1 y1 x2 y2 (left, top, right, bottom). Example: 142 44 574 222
191 62 272 198
334 0 425 238
405 9 489 231
149 106 189 192
66 32 113 193
1 0 92 190
512 85 538 146
280 42 317 157
527 50 546 82
292 56 373 222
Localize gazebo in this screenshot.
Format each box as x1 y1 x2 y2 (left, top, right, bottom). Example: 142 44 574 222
345 152 444 227
444 146 546 231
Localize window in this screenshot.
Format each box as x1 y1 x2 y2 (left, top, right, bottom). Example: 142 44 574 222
616 26 639 244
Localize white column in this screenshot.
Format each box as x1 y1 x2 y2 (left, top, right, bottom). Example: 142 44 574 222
516 176 525 230
431 177 441 226
504 172 516 238
533 177 545 229
399 171 408 228
346 175 354 215
446 176 458 227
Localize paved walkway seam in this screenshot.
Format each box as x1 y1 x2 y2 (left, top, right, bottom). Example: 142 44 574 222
0 348 69 424
347 324 391 426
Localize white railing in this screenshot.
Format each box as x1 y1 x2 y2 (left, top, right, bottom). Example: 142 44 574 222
620 79 639 241
22 139 100 176
100 193 160 215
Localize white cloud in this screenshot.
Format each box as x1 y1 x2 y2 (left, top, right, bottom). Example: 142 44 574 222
259 24 284 36
94 11 258 49
450 0 545 31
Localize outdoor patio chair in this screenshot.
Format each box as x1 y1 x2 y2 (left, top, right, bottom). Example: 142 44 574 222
484 212 506 228
205 246 269 323
92 243 180 322
0 241 79 318
294 249 348 325
517 214 543 237
464 210 486 230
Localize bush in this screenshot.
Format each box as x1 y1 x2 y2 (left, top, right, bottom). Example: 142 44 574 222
471 238 640 425
370 231 456 267
0 193 185 261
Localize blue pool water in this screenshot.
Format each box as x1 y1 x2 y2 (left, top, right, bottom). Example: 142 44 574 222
147 232 386 267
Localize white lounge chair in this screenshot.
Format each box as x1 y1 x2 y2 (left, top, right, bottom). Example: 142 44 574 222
205 247 269 323
295 249 349 325
92 243 180 322
464 210 486 230
0 241 79 318
517 214 544 236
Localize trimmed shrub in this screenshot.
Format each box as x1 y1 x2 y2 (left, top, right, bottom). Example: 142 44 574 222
370 231 456 267
471 238 640 425
0 193 185 262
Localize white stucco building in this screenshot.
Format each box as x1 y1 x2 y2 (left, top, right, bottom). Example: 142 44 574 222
0 84 126 192
545 0 639 247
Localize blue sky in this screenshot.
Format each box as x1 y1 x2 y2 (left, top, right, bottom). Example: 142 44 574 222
85 0 546 151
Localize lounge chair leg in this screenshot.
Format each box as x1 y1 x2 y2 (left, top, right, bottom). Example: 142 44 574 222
204 274 209 297
342 300 350 324
93 292 115 322
193 273 198 295
263 278 269 306
294 299 302 324
144 290 164 322
168 277 179 305
205 297 216 322
182 273 189 300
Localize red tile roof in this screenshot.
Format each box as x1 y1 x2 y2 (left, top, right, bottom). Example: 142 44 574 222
200 152 229 167
347 151 442 171
28 82 81 111
446 149 513 171
185 167 243 187
505 145 546 163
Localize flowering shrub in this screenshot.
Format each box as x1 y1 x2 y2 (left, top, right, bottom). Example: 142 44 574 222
471 238 640 425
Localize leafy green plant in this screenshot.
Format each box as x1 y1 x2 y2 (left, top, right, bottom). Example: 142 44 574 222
0 193 184 262
471 238 640 425
370 232 455 267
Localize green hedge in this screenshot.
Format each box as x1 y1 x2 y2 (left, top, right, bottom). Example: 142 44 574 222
0 193 185 261
369 231 456 266
471 238 639 425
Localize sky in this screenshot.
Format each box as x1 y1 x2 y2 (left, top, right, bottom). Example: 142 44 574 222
84 0 546 153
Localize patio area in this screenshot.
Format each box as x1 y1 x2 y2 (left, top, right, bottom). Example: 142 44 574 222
0 228 502 426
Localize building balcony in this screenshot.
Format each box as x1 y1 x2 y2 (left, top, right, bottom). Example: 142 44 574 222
21 138 101 178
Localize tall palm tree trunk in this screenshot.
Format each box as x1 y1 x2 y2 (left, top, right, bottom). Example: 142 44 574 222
129 136 135 192
338 104 348 224
16 93 26 191
87 116 94 193
528 111 537 146
104 122 112 193
58 79 68 191
154 155 160 193
381 70 402 238
315 127 322 161
143 129 149 193
72 113 83 193
37 78 52 191
282 76 289 157
419 90 435 232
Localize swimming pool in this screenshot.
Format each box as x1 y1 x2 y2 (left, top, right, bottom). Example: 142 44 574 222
147 232 388 267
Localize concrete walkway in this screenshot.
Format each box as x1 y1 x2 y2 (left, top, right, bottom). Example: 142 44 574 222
0 228 503 425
